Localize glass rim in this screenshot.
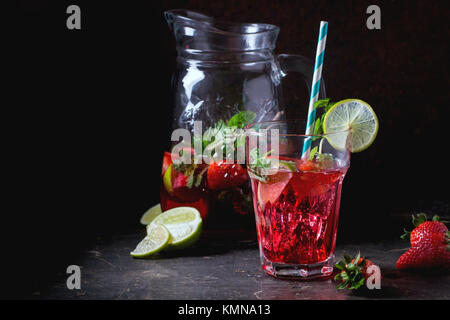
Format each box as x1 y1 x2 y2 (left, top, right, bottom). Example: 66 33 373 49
245 119 351 138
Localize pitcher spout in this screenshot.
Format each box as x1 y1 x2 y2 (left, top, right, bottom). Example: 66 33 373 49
164 9 214 32
164 9 280 56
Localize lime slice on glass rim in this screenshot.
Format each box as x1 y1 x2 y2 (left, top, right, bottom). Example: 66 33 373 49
148 206 202 250
140 203 162 225
130 224 170 258
323 99 379 152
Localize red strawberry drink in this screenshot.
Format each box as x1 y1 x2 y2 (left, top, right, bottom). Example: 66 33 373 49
251 159 347 275
246 120 351 279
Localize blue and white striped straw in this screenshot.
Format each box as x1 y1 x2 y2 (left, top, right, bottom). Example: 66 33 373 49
302 21 328 159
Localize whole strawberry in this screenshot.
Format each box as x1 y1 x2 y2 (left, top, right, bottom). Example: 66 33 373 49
334 252 379 290
396 231 450 270
401 213 448 247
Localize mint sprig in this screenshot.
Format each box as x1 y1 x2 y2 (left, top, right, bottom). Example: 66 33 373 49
200 111 256 160
313 98 334 136
176 111 257 186
309 98 335 159
200 111 256 149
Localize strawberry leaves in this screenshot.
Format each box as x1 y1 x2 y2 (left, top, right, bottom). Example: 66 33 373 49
334 252 369 290
401 213 429 240
400 213 448 240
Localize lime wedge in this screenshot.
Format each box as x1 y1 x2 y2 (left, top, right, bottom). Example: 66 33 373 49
140 203 162 225
148 207 202 250
323 99 378 152
130 224 170 258
163 164 173 193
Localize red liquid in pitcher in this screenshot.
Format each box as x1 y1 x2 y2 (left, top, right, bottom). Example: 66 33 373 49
160 151 254 229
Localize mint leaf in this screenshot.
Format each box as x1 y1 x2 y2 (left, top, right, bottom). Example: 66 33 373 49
202 111 254 154
309 146 318 161
314 98 330 110
314 119 322 135
311 99 334 139
228 111 256 129
202 120 226 148
199 111 256 163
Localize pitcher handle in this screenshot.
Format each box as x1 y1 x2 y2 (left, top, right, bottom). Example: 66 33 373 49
276 53 326 101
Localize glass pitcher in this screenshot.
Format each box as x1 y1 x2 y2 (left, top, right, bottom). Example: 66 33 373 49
160 9 325 233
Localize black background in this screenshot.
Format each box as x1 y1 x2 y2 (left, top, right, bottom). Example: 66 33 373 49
5 0 449 298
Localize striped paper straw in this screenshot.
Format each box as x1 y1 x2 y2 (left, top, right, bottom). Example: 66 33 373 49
302 21 328 159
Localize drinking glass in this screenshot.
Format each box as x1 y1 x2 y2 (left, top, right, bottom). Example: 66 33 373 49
246 120 351 279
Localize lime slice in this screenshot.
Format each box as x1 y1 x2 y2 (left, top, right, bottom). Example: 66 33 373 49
257 162 294 208
130 224 170 258
323 99 378 152
140 203 162 225
163 164 173 193
148 207 202 250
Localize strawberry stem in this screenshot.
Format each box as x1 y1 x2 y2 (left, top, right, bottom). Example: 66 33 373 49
401 213 444 240
412 213 428 227
334 252 368 291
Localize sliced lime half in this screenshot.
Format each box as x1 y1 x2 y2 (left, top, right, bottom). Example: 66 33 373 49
148 206 202 250
140 203 162 225
130 224 170 258
323 99 378 152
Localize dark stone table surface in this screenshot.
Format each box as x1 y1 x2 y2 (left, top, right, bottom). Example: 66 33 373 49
35 231 449 300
